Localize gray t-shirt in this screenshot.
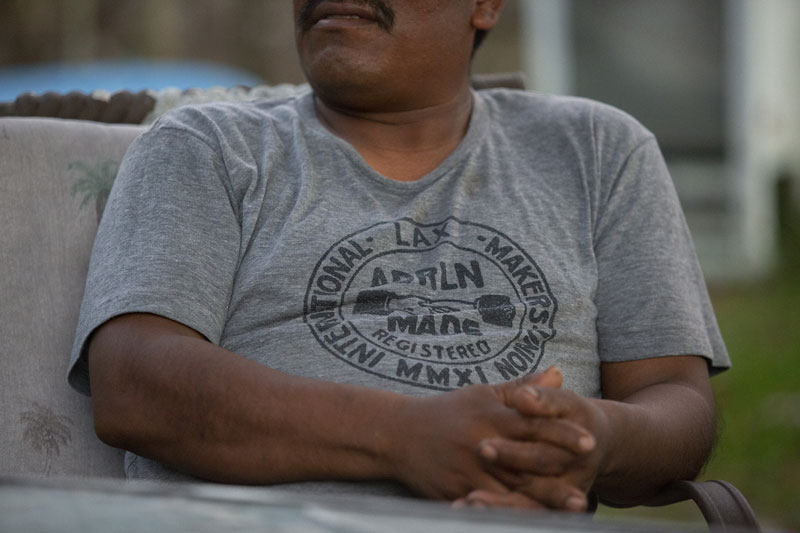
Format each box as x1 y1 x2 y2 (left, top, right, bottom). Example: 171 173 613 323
69 88 729 490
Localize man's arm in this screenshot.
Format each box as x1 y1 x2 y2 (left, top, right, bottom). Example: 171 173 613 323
462 356 716 508
592 355 716 504
88 312 589 502
89 313 401 485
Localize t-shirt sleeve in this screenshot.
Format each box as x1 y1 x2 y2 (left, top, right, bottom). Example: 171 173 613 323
593 127 730 374
68 122 241 395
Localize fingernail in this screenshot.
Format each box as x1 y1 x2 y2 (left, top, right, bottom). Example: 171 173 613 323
579 435 596 451
523 386 539 400
479 442 498 461
566 495 586 512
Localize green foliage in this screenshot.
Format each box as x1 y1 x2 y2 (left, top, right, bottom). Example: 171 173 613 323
705 268 800 530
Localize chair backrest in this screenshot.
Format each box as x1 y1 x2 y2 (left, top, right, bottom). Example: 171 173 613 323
0 73 527 124
0 117 146 479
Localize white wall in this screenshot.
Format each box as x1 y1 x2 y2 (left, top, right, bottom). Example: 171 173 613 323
520 0 800 282
727 0 800 279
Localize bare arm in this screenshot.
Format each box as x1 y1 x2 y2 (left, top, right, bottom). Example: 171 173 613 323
592 355 716 504
88 313 403 485
463 356 716 508
88 313 586 501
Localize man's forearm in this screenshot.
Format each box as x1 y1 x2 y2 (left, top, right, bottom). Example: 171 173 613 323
88 313 568 499
89 313 405 485
592 358 716 505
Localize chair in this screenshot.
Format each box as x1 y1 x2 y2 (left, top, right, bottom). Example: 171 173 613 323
0 72 528 124
0 78 760 532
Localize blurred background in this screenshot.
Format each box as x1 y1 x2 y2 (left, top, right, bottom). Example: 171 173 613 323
1 0 798 529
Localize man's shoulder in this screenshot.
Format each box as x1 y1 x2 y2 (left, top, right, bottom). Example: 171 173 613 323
147 90 312 144
478 88 653 145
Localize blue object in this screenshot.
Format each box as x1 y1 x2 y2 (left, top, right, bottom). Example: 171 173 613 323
0 59 264 101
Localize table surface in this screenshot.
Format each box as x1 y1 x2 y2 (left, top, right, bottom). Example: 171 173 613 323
0 476 702 533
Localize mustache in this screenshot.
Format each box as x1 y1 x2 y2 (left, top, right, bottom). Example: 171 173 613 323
298 0 395 33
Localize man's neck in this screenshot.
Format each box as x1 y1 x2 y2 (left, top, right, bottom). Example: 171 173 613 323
313 84 474 182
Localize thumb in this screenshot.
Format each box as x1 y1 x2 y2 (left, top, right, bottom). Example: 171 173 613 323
495 366 563 405
527 366 563 389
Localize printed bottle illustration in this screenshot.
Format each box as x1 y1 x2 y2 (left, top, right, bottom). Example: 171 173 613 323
354 290 517 330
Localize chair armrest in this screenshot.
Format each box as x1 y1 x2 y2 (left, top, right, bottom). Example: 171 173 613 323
644 480 761 532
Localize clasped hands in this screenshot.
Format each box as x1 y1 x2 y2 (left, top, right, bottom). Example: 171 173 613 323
391 366 610 512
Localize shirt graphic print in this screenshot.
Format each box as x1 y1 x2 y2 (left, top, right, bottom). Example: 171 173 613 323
303 217 558 391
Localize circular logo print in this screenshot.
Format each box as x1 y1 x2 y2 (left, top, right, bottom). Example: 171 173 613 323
303 218 557 391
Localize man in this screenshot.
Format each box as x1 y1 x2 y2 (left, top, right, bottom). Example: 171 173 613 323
69 0 730 511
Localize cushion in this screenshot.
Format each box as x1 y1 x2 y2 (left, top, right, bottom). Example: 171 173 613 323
0 117 146 478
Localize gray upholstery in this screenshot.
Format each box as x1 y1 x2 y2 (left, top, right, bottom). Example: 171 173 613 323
0 117 146 479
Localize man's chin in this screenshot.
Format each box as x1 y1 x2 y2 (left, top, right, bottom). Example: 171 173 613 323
308 76 398 114
303 52 389 102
